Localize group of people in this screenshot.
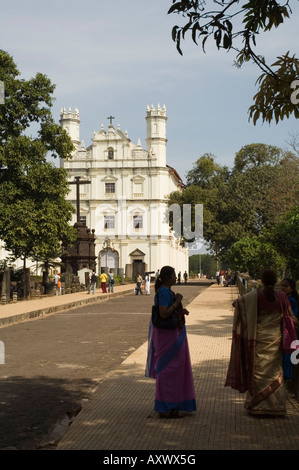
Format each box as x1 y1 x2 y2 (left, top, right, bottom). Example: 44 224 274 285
135 273 151 295
177 270 188 284
135 268 189 296
146 265 299 419
87 270 115 294
216 268 236 286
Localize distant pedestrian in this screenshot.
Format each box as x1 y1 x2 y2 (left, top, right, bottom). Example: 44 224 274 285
55 273 61 295
216 270 220 285
88 272 98 294
145 273 151 295
135 273 143 295
100 272 107 293
108 269 115 293
177 271 181 284
183 271 188 284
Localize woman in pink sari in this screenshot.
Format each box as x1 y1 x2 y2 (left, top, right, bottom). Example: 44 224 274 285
145 266 196 418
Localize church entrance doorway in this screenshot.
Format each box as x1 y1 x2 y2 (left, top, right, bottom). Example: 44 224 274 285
132 259 145 279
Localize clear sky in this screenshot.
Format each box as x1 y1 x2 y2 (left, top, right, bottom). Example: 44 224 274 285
1 0 298 182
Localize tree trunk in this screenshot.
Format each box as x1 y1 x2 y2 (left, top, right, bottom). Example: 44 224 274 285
24 269 31 300
43 262 50 294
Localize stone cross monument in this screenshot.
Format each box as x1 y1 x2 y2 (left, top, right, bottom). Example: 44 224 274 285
61 177 96 275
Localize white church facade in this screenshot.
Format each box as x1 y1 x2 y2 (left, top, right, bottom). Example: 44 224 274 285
60 104 189 279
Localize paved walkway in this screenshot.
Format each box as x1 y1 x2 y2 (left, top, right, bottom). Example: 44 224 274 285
2 283 299 451
52 284 299 451
0 283 135 327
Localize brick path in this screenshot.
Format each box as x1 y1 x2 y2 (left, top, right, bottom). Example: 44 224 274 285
56 284 299 450
1 283 299 451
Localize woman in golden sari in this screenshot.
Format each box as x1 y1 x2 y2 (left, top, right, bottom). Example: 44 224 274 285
225 269 297 416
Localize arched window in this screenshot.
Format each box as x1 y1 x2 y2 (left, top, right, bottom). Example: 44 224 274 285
100 249 119 270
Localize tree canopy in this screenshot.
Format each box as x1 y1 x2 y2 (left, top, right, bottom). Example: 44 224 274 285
167 143 299 277
0 50 76 269
168 1 299 124
227 234 286 278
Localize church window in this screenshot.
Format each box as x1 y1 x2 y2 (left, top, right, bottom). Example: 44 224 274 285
105 183 115 193
104 215 115 229
133 181 143 197
133 215 143 229
108 148 114 159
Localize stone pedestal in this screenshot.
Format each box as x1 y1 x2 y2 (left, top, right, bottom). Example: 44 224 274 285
61 222 96 275
78 268 92 286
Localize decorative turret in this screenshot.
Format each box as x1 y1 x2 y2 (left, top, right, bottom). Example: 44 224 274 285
60 106 80 148
145 103 167 167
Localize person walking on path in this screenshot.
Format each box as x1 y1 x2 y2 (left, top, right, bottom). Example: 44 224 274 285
88 272 98 294
145 265 196 418
281 278 299 385
108 269 115 293
225 269 298 416
99 272 107 293
145 273 151 295
135 273 143 295
183 271 188 284
54 273 61 295
177 271 181 285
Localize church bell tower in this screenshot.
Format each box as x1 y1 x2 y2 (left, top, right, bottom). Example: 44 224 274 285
60 107 80 150
146 104 167 167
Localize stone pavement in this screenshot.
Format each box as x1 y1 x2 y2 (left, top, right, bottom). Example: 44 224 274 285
2 283 299 452
0 283 135 327
51 284 299 451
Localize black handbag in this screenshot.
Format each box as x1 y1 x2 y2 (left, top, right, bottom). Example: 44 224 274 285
151 289 181 329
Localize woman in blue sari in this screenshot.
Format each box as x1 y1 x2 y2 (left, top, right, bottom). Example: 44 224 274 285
281 278 299 383
145 266 196 418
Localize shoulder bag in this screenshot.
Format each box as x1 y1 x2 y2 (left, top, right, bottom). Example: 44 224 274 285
279 292 299 354
151 289 181 329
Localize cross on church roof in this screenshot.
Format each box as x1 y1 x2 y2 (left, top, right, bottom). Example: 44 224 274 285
107 115 115 125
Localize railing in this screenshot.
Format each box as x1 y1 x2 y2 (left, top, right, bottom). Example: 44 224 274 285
236 273 259 295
